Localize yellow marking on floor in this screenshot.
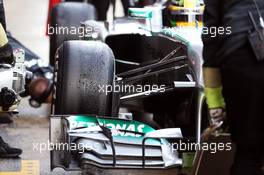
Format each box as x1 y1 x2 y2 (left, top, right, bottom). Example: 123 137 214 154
0 160 40 175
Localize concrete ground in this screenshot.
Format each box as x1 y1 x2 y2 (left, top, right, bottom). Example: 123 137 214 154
1 0 123 174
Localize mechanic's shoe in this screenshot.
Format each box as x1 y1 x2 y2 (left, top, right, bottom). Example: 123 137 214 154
0 137 22 158
0 113 13 124
0 43 14 64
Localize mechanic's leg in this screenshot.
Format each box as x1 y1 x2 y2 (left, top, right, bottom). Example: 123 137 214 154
121 0 129 16
64 0 83 2
0 1 13 64
0 113 13 124
0 136 22 158
232 145 264 175
138 0 155 7
223 71 264 175
0 23 13 64
90 0 110 21
222 46 264 175
0 0 6 31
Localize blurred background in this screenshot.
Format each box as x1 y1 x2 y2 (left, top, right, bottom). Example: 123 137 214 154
0 1 126 174
5 0 49 62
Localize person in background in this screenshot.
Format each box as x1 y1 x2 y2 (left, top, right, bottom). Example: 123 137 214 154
90 0 111 20
0 0 22 158
202 0 264 174
63 0 111 20
62 0 149 20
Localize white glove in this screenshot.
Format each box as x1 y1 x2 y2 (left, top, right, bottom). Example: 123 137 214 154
209 108 225 125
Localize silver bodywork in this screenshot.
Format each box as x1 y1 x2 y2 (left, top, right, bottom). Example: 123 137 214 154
51 6 206 173
83 19 204 87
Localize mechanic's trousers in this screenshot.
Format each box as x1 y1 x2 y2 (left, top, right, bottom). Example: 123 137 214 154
65 0 132 20
0 0 6 30
221 42 264 175
65 0 110 20
87 0 131 20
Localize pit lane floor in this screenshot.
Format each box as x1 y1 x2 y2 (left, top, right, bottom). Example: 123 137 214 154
0 99 80 175
0 0 67 173
1 0 124 174
1 0 51 174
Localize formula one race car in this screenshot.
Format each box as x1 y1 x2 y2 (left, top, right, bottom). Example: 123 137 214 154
49 1 233 175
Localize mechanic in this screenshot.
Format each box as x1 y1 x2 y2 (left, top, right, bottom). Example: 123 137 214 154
63 0 110 20
202 0 264 175
0 0 13 124
64 0 116 20
0 0 22 158
64 0 156 20
89 0 111 20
